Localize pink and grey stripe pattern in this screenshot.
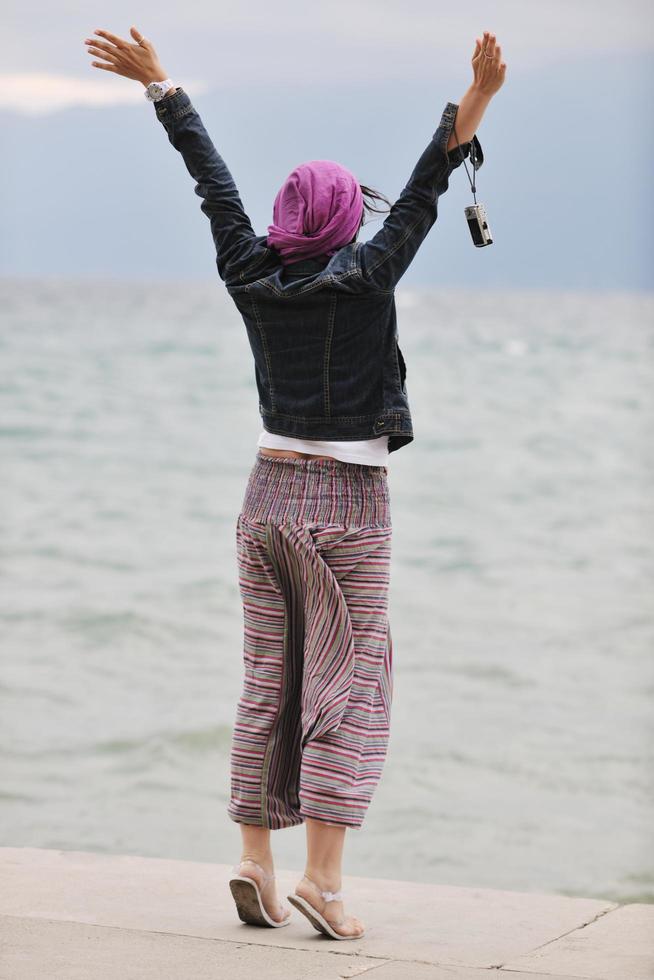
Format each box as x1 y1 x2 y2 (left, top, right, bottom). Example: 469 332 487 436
227 450 394 830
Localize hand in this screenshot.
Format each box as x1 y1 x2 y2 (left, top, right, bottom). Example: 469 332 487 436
471 31 506 97
84 26 168 87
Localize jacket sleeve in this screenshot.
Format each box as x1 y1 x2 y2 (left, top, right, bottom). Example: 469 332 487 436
356 102 483 291
153 87 262 284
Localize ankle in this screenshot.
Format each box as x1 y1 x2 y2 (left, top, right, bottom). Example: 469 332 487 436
303 866 342 893
240 850 273 869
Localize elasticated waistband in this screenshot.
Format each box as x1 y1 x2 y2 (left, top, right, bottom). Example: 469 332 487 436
239 450 391 527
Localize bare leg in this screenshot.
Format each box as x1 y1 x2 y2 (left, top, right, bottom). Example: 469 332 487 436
237 824 289 923
293 817 365 937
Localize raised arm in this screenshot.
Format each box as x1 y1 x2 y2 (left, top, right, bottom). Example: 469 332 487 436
84 25 261 285
357 31 505 292
152 87 262 284
356 104 483 291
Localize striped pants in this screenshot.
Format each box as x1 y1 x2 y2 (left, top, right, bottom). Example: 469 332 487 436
227 450 394 830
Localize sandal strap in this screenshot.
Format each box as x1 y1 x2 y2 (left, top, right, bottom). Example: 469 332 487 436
233 858 276 890
302 872 343 903
321 887 343 902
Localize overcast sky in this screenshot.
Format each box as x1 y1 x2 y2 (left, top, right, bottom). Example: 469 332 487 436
2 1 653 288
2 0 653 112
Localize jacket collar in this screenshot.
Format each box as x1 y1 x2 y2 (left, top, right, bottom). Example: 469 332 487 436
283 256 330 272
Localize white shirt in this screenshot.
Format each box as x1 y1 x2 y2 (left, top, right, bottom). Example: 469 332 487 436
257 429 390 466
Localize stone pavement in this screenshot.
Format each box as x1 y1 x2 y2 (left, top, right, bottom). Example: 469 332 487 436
0 847 652 979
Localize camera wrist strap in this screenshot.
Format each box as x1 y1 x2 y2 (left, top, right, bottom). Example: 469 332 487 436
452 123 479 204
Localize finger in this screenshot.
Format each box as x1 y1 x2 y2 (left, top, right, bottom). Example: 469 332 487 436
93 28 128 49
90 57 118 69
494 43 502 62
86 45 119 64
85 39 115 55
130 25 148 45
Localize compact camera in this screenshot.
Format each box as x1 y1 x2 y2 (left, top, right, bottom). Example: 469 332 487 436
454 133 493 247
465 203 493 247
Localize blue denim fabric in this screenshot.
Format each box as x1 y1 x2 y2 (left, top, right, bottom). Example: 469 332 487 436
154 88 483 453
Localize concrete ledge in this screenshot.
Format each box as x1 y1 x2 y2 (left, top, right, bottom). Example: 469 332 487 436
0 847 652 980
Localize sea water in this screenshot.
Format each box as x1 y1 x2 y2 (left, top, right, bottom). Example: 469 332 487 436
1 278 652 903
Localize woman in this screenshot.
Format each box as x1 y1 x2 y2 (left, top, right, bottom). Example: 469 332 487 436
84 24 505 940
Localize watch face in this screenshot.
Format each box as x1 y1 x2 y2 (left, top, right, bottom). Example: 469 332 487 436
146 82 165 102
146 80 172 101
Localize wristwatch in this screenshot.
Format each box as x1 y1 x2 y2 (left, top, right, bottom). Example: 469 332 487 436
144 78 176 102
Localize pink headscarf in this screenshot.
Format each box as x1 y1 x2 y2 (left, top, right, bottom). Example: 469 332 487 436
267 159 364 265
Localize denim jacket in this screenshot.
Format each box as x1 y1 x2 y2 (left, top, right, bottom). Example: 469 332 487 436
154 88 483 453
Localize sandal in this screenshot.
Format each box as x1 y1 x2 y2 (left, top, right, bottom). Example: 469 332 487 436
229 858 291 928
287 872 365 940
